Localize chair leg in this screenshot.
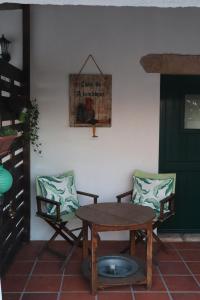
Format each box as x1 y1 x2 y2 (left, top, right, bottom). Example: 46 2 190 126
39 219 84 266
119 231 163 265
120 231 145 254
61 230 83 271
37 232 58 257
61 225 83 246
152 232 169 253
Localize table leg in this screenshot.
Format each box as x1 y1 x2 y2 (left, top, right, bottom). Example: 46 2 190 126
130 230 136 256
146 225 153 289
83 221 89 259
91 225 98 295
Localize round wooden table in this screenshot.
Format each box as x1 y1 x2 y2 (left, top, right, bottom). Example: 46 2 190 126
76 202 155 294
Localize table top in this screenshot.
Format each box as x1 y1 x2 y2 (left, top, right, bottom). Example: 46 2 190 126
76 202 155 227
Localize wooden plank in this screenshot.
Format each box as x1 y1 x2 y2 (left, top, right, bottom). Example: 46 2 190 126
140 54 200 74
0 4 30 276
1 206 24 238
0 60 23 80
0 4 23 10
22 5 30 242
0 232 24 275
1 222 24 268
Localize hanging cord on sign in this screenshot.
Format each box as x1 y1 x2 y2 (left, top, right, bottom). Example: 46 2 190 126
78 54 104 138
78 54 104 76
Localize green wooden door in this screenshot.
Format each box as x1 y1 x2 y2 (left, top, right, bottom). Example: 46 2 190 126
159 75 200 233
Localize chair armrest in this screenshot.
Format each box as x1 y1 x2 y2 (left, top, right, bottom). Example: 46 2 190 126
116 190 133 203
77 190 99 204
159 193 175 221
36 195 61 222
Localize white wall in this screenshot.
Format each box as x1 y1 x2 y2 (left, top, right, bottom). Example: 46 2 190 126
30 5 200 240
0 9 22 69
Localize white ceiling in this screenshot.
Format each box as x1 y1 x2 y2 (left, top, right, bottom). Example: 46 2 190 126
1 0 200 7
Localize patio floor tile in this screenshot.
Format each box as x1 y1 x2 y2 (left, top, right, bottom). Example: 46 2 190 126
163 275 200 291
134 293 170 300
156 249 181 261
133 275 166 291
158 261 190 275
15 242 44 260
98 292 133 300
2 276 28 292
65 261 82 275
99 285 131 292
33 261 63 275
179 250 200 261
3 241 200 300
2 294 21 300
7 262 34 275
60 292 95 300
173 242 200 250
22 293 58 300
25 275 61 292
61 275 90 292
186 262 200 274
171 293 200 300
193 275 200 285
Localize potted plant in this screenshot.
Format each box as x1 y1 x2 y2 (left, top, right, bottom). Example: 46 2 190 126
19 99 42 154
0 126 18 156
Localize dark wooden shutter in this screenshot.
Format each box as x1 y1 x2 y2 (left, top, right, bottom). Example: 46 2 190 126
0 59 30 274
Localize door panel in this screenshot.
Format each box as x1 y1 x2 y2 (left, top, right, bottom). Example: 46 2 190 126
159 75 200 232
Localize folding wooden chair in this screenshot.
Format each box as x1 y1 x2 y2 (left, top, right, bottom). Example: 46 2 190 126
116 170 176 253
36 171 99 269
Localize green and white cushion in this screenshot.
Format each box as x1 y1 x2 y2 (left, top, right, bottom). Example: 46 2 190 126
36 171 79 216
132 171 175 216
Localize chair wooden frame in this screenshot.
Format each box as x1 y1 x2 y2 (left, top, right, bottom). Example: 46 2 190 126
36 190 99 269
116 189 175 251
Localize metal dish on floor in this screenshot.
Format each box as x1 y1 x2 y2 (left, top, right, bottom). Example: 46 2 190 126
97 255 139 278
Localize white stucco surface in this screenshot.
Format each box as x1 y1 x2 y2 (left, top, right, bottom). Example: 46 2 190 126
2 5 200 240
28 5 200 240
0 10 22 69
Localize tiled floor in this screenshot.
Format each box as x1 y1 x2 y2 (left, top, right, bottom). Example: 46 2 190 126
2 241 200 300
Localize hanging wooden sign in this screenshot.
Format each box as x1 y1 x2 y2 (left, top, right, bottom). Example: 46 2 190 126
69 73 112 128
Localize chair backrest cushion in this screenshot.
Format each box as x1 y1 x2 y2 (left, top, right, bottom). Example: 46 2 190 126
36 170 79 216
132 170 176 215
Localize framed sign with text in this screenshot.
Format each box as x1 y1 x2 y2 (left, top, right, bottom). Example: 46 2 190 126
69 74 112 127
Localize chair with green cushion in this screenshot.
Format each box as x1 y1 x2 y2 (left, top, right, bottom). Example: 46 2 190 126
36 170 99 268
116 170 176 251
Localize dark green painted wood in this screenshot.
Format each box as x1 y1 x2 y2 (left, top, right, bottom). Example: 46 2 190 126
159 75 200 233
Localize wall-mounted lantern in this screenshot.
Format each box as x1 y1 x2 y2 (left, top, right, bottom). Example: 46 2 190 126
0 34 11 62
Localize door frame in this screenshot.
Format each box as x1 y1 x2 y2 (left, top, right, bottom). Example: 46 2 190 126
159 74 200 233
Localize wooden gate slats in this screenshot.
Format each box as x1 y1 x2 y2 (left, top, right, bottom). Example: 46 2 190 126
1 231 24 274
3 216 24 249
3 146 24 170
1 206 24 240
2 210 24 240
1 221 24 271
1 206 25 269
0 78 22 94
0 58 30 275
3 178 24 201
0 60 22 81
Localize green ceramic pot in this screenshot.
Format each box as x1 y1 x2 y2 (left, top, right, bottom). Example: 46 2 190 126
0 164 13 196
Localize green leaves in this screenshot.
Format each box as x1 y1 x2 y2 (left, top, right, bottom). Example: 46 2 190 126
37 174 79 216
132 176 174 214
0 126 18 137
23 99 42 154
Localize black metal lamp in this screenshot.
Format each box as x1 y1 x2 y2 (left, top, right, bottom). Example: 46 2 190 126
0 34 11 62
